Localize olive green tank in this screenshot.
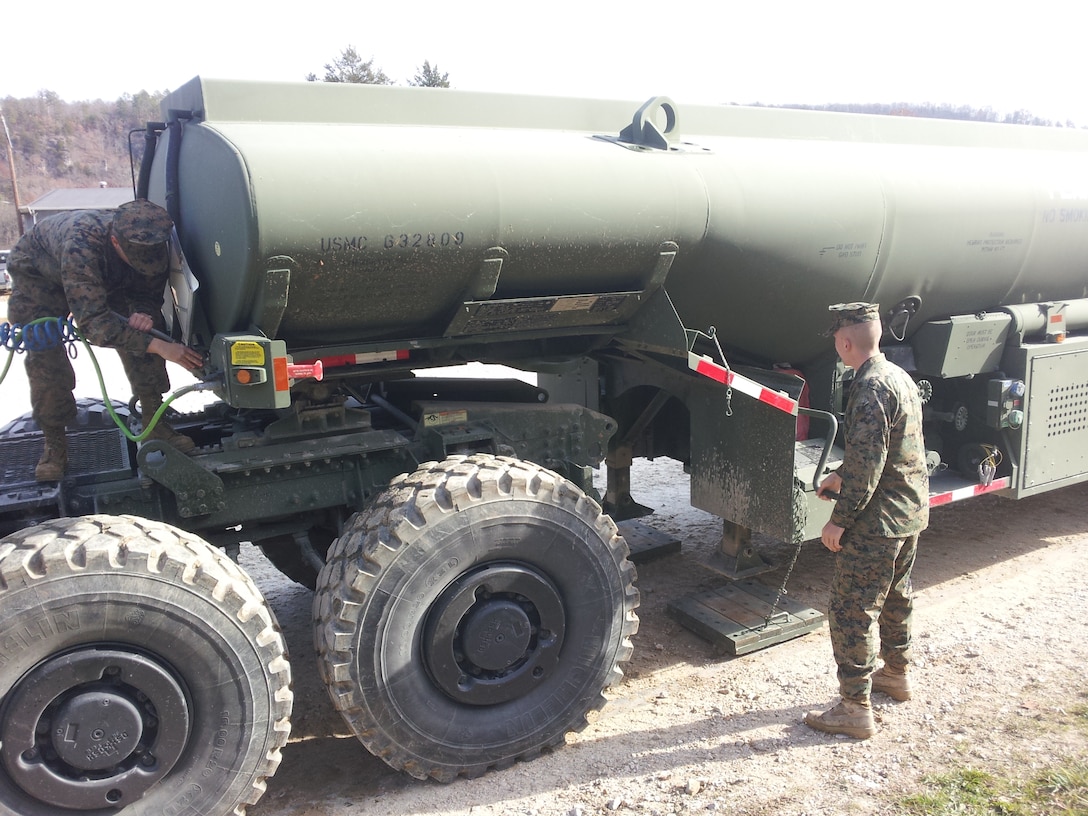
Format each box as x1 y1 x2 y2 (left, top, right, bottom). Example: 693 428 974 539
151 77 1088 364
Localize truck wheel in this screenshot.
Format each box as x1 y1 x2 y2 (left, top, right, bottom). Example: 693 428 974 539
314 454 639 781
0 515 292 815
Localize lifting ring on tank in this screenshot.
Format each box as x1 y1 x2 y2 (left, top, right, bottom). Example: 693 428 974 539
618 97 679 150
887 296 922 342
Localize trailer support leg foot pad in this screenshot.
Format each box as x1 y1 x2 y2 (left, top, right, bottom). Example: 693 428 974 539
617 519 681 564
667 580 825 655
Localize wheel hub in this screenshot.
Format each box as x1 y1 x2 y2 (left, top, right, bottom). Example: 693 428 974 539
423 563 565 705
461 599 533 672
0 647 191 810
51 691 145 771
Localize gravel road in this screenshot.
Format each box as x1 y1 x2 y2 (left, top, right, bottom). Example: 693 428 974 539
246 458 1088 816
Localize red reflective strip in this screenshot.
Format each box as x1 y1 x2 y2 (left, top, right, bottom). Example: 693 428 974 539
310 354 356 368
297 350 410 369
273 356 290 392
929 476 1009 507
761 389 800 415
695 357 730 384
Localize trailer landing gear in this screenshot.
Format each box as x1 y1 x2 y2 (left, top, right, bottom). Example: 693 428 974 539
668 579 826 655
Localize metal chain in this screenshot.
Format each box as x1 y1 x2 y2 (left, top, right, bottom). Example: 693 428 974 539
707 326 733 417
761 479 808 629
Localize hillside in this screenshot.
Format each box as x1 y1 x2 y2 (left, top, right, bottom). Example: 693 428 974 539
0 90 164 248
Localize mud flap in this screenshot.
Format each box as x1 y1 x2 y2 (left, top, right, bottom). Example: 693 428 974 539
688 367 802 542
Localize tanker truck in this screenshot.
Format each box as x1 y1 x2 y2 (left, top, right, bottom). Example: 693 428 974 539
2 76 1088 814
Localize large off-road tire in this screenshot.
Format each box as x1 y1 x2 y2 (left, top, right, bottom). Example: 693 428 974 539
314 454 639 781
0 515 292 815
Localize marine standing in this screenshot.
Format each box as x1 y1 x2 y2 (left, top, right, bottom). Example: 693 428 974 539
7 199 204 482
805 302 930 739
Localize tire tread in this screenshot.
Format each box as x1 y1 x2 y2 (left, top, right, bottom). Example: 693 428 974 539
314 455 639 782
0 514 293 815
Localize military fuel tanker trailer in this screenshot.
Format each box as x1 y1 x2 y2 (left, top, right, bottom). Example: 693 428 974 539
2 76 1088 814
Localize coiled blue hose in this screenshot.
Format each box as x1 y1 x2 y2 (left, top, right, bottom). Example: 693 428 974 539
0 316 81 353
1 316 83 389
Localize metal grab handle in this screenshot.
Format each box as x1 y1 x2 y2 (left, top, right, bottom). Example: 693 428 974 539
111 310 174 343
799 406 839 495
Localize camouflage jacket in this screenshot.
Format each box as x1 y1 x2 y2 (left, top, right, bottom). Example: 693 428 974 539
831 353 930 536
8 210 167 354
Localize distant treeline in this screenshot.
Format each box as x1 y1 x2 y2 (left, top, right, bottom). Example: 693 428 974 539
759 101 1074 128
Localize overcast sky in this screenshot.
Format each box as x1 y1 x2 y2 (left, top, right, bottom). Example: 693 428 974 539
2 0 1083 125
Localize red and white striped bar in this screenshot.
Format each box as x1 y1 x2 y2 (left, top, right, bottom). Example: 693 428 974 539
687 352 799 416
297 349 409 369
929 476 1010 507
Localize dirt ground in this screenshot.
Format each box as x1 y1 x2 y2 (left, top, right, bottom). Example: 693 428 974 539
244 458 1088 816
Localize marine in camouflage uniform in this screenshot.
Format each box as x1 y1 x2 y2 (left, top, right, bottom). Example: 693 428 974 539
805 302 930 739
7 199 203 481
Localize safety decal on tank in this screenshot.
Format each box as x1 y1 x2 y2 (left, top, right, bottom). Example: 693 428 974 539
928 476 1010 507
687 353 799 416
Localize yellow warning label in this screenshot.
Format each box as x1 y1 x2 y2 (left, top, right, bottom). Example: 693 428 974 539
230 341 266 367
423 409 469 427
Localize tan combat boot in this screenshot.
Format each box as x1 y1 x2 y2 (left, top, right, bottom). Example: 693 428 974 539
35 426 69 482
871 665 912 701
138 394 196 454
804 698 876 739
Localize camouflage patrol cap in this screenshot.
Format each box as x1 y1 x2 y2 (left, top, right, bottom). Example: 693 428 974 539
111 199 173 277
112 200 172 245
825 302 881 336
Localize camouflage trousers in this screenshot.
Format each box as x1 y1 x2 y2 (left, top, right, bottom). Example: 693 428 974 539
8 275 170 429
828 530 918 703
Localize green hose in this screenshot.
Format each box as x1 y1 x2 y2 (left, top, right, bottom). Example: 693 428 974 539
1 316 205 442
